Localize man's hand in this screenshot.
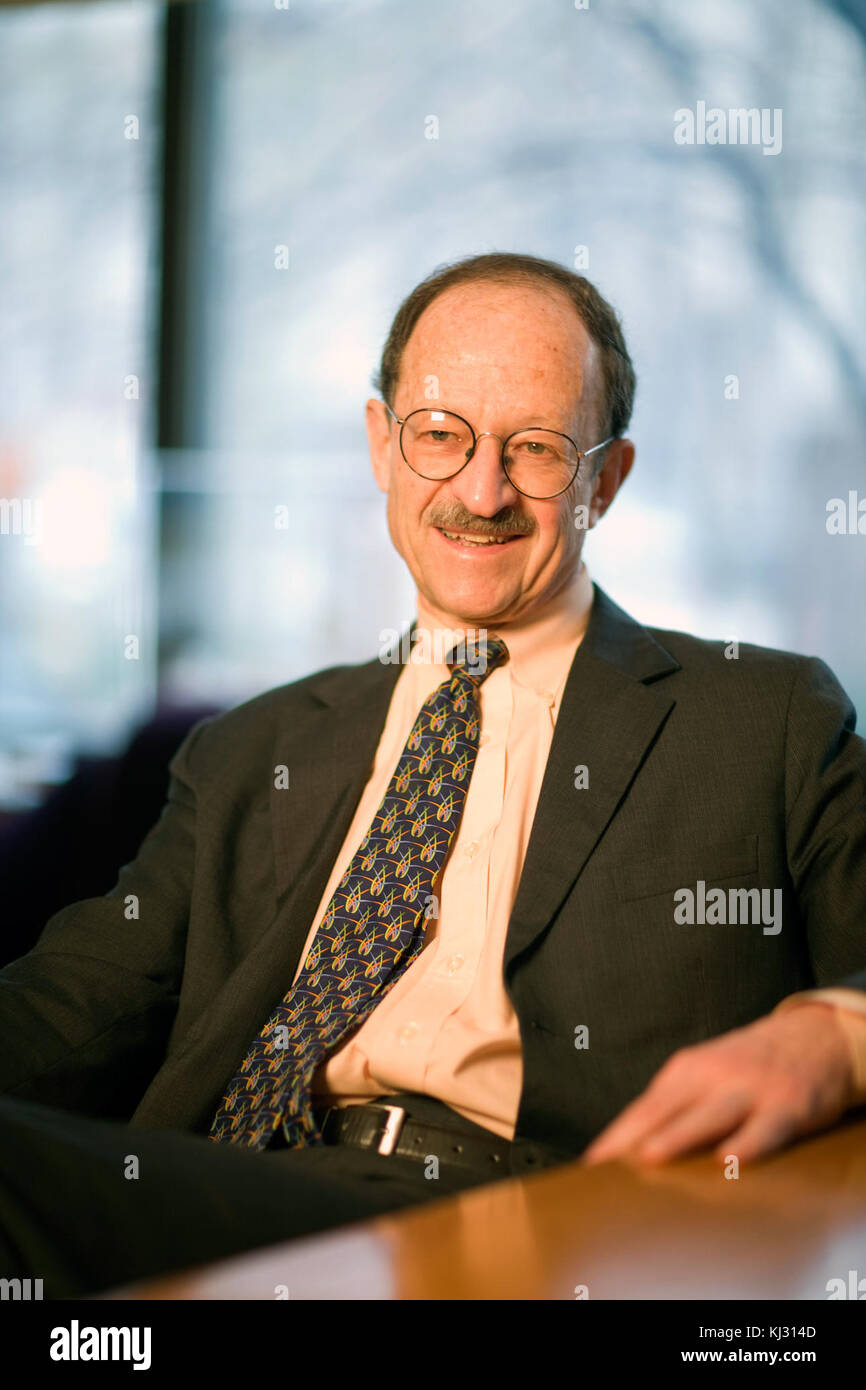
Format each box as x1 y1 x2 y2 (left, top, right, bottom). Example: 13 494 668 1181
581 1003 857 1166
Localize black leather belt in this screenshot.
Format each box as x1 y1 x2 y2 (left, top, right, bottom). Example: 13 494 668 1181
313 1101 513 1175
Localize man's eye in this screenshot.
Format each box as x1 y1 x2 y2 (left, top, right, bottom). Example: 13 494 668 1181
516 440 554 457
424 431 456 444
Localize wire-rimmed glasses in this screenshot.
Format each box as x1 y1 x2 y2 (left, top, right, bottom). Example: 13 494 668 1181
385 404 613 500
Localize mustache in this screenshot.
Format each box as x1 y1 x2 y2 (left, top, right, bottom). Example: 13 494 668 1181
429 510 534 538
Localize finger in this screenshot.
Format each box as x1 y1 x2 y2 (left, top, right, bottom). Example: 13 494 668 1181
712 1108 800 1165
583 1092 689 1163
632 1090 752 1163
582 1066 702 1164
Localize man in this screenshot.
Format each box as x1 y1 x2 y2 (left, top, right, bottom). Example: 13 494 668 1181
1 252 864 1297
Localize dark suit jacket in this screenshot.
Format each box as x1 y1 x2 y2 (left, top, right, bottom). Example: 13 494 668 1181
1 584 864 1168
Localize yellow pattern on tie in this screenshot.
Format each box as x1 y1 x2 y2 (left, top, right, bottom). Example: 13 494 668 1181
209 634 510 1150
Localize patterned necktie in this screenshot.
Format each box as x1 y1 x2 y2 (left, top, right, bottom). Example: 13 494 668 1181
209 632 510 1151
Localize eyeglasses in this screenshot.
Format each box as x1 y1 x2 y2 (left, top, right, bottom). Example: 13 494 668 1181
385 404 613 500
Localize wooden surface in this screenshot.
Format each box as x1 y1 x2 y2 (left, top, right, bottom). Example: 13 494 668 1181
108 1115 866 1300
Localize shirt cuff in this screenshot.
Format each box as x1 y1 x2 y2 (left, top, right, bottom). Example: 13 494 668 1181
773 990 866 1104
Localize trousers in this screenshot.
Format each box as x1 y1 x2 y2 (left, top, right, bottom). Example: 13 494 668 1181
0 1092 503 1299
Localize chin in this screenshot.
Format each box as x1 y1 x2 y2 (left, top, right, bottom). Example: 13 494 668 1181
433 588 518 627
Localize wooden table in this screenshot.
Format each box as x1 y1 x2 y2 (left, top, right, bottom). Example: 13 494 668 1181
108 1115 866 1300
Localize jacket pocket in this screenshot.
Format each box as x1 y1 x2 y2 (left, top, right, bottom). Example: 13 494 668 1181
615 834 759 902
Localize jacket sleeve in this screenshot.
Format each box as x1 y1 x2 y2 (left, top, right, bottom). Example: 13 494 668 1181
0 715 214 1120
784 655 866 995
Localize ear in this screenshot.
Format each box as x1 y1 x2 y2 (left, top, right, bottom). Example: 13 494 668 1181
588 439 635 527
366 398 393 494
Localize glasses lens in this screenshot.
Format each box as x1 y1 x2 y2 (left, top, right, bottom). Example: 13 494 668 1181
503 430 579 498
401 410 473 478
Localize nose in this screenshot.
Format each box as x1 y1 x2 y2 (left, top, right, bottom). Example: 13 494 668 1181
454 432 518 513
469 431 505 450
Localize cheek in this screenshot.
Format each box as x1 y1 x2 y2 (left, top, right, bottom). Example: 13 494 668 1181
558 480 593 537
533 502 574 549
384 489 407 554
387 480 429 550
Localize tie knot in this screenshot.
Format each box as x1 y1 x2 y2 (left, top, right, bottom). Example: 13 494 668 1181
446 634 510 686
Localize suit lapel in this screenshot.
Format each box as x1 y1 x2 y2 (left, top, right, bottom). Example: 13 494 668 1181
135 645 408 1130
270 652 405 913
504 585 680 974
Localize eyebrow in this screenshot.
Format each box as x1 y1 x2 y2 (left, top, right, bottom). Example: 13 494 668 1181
411 405 576 434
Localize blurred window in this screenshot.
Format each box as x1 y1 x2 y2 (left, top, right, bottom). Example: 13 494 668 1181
0 0 162 807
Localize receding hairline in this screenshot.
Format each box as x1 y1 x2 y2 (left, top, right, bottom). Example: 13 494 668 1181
393 273 604 430
373 253 636 449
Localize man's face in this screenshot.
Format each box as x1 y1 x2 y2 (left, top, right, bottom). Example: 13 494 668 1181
366 279 633 628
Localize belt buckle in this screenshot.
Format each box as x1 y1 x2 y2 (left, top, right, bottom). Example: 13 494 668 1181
376 1103 406 1156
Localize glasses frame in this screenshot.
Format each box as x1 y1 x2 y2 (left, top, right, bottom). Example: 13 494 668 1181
384 403 614 500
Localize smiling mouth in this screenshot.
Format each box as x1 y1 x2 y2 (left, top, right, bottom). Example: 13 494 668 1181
436 527 524 547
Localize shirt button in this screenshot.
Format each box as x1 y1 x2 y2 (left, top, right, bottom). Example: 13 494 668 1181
398 1023 419 1043
466 840 479 859
447 953 465 975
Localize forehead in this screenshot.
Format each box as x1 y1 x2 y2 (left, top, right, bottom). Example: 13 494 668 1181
397 279 595 418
